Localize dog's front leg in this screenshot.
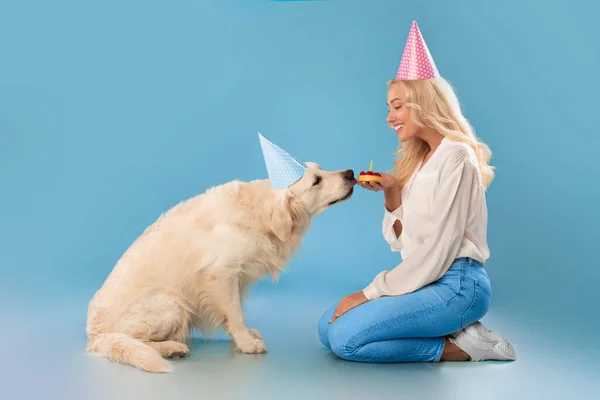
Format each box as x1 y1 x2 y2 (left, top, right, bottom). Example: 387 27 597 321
220 273 266 354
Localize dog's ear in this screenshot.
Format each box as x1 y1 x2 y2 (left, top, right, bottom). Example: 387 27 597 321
270 197 294 242
270 192 308 242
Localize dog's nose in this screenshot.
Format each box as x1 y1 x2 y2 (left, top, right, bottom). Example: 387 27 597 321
344 169 354 180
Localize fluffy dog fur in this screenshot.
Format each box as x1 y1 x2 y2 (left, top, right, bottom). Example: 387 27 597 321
86 162 355 372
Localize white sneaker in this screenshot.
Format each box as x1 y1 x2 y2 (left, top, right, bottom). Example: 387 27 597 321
449 321 517 361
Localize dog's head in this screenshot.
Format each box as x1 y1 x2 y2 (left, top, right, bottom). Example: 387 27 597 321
266 162 355 243
288 162 356 216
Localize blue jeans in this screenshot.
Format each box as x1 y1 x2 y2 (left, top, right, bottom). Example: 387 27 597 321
318 258 492 362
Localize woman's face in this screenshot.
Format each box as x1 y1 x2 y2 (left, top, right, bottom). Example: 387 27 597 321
386 84 418 142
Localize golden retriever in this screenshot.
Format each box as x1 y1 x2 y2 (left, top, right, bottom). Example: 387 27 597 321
85 162 356 372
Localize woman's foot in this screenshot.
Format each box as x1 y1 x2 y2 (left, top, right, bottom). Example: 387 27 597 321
448 321 516 361
440 339 471 361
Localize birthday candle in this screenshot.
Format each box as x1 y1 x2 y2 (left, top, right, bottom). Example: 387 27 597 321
369 160 373 172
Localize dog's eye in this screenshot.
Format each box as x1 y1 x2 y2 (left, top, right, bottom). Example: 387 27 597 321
313 176 321 186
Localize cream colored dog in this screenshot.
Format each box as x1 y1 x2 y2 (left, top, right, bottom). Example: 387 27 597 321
86 162 355 373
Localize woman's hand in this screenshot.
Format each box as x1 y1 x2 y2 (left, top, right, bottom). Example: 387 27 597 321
329 291 369 324
358 173 397 192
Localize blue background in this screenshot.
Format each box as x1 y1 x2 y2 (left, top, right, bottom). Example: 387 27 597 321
1 0 599 398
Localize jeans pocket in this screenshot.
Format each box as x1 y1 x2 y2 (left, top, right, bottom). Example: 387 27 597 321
461 279 491 329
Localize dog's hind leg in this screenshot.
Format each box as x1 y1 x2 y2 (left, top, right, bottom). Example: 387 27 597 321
146 341 190 358
213 273 266 354
123 293 191 353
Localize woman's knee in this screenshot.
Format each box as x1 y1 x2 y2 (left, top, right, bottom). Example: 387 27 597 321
317 306 336 348
329 336 358 360
327 320 365 360
319 307 364 359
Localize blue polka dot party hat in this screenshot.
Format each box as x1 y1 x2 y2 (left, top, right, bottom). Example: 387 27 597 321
257 132 306 189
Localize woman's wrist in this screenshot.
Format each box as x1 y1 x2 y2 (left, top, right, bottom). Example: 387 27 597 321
383 187 401 211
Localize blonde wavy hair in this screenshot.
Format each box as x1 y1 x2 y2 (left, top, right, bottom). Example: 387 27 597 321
388 77 494 191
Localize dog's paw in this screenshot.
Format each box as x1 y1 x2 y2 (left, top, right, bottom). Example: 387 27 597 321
163 342 190 358
236 337 267 354
249 328 263 340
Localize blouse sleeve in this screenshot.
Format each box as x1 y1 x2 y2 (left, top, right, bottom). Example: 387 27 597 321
382 205 403 252
362 150 481 300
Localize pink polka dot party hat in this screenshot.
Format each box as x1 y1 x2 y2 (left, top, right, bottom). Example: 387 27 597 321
396 20 440 80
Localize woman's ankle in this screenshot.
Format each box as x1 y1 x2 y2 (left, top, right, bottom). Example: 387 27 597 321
440 338 471 361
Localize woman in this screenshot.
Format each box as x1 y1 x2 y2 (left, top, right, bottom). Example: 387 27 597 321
317 21 516 362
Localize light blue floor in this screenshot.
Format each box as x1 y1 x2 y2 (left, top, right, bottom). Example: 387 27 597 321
3 290 598 400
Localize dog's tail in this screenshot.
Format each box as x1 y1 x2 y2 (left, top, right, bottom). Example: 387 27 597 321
87 333 172 373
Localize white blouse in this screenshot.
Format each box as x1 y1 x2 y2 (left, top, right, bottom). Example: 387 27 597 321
362 137 490 300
